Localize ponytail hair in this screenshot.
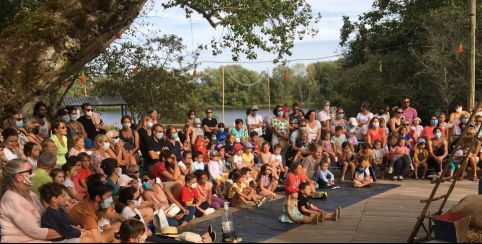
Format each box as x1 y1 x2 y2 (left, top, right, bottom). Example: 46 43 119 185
0 159 29 199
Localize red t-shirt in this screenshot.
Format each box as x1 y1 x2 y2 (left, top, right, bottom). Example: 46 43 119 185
149 161 167 180
285 172 306 191
77 168 91 182
422 126 435 140
367 128 384 144
195 141 207 162
179 186 200 205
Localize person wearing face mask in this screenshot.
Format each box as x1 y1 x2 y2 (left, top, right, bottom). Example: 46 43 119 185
143 124 168 169
271 105 290 153
317 100 332 133
25 119 43 146
120 115 140 157
452 114 470 144
147 108 160 126
0 159 68 242
31 151 57 196
331 108 347 134
50 120 69 167
179 174 208 218
247 105 264 138
193 117 205 140
449 103 470 124
166 127 183 162
366 117 386 146
186 109 197 126
286 119 308 166
106 130 133 169
289 103 304 133
68 173 121 243
77 103 108 143
138 114 155 163
422 115 440 140
305 110 322 144
91 134 113 175
201 108 218 138
65 106 87 147
3 113 29 146
427 128 448 176
216 123 228 144
33 101 52 139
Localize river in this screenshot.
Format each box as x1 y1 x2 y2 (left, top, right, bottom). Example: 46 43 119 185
98 108 284 129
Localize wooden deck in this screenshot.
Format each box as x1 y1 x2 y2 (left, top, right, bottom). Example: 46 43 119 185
262 179 478 243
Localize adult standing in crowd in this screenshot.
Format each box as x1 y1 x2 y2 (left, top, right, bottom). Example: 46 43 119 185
33 101 51 140
138 114 155 163
148 108 160 126
120 115 140 161
31 152 57 196
50 120 69 167
331 107 347 134
187 109 197 126
202 108 218 138
305 110 322 144
356 101 374 128
389 107 404 133
288 103 304 133
0 159 63 242
247 105 264 141
271 105 290 151
166 127 183 162
77 103 108 143
65 106 87 145
317 100 332 133
401 97 417 124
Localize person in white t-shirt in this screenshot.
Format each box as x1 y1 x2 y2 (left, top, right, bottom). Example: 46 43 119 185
317 100 332 132
247 105 264 137
2 128 24 161
356 102 374 127
118 187 153 228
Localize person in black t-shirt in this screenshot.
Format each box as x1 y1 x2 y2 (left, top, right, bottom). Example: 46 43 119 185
297 183 339 221
201 108 218 138
289 103 304 134
77 103 108 142
144 124 167 168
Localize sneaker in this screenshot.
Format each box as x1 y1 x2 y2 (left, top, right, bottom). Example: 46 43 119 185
398 176 404 181
392 176 398 181
388 166 394 174
208 225 216 242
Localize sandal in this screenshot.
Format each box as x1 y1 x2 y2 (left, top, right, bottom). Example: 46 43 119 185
208 225 216 242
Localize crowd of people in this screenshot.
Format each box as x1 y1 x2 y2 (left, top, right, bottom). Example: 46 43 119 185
0 97 481 242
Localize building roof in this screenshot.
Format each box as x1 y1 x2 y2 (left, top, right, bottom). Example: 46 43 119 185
63 96 127 107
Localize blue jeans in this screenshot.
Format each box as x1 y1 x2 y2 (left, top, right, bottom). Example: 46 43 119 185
167 206 196 226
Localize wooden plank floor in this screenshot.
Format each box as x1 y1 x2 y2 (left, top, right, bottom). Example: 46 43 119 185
262 179 479 243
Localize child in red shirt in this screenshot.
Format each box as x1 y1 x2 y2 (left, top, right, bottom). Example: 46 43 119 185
179 174 208 218
77 152 91 191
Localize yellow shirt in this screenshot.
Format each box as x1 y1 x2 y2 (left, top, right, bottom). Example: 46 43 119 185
414 148 429 163
228 182 246 199
242 153 254 167
51 135 68 167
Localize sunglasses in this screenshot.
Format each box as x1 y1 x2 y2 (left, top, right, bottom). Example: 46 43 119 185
252 109 258 112
15 169 33 176
403 101 410 104
397 111 403 114
85 109 93 112
112 136 119 139
207 111 213 114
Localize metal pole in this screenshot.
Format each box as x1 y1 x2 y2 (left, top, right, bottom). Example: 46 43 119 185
469 0 476 110
221 65 225 123
267 68 271 117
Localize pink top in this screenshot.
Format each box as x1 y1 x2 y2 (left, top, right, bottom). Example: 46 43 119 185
390 146 410 156
403 107 418 123
0 190 49 243
321 140 333 153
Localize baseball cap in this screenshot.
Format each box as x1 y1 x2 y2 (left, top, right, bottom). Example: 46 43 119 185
233 143 243 152
417 138 426 146
349 117 358 127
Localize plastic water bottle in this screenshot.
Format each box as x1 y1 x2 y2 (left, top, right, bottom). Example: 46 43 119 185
222 202 234 235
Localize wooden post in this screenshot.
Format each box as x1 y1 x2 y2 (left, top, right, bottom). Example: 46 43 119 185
469 0 476 110
267 67 271 117
221 65 225 123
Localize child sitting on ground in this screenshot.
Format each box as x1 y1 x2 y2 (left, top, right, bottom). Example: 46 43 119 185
339 142 356 182
279 187 320 224
257 164 279 199
39 183 93 242
316 160 335 189
77 152 91 190
50 168 75 209
227 170 267 209
242 142 256 169
298 183 340 221
449 149 465 180
413 138 429 180
372 140 386 179
249 131 261 165
232 144 244 170
331 126 348 161
270 144 288 181
192 151 206 172
195 170 226 209
97 201 118 234
260 142 272 165
207 150 227 191
353 157 374 188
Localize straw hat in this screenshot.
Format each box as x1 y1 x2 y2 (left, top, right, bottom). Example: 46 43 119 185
160 226 179 238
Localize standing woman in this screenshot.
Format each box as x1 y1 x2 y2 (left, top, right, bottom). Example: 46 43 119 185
166 127 183 162
366 117 386 146
331 108 347 134
305 110 322 144
50 120 69 167
389 107 404 133
138 115 155 163
65 106 87 147
356 102 374 128
148 108 160 126
427 128 449 176
271 105 290 152
0 159 62 242
120 115 140 161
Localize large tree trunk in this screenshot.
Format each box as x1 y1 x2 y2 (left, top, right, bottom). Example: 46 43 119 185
0 0 147 120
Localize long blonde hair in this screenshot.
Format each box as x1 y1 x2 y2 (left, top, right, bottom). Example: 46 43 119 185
93 134 108 150
0 159 29 199
137 114 153 136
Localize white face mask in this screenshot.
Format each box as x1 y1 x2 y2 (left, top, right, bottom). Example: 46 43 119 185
23 173 36 186
114 138 120 145
70 114 79 121
190 183 198 189
122 123 131 129
190 115 196 119
147 122 154 129
103 142 110 151
86 111 93 117
456 107 463 113
372 122 379 128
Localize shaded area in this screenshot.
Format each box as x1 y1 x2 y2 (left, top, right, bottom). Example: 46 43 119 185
185 182 399 243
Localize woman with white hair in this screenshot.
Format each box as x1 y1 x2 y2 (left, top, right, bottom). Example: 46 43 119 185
105 130 136 169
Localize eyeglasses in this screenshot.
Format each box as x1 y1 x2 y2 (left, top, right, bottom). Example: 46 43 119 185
85 109 93 112
397 111 403 114
15 169 33 176
207 111 213 114
252 109 258 112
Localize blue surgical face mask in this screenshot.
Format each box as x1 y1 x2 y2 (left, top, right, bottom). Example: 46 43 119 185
16 120 24 128
171 133 179 140
277 111 283 117
101 196 113 209
462 118 469 124
62 115 70 123
219 128 225 133
337 113 344 119
435 132 442 139
143 182 153 190
156 132 164 140
431 119 439 126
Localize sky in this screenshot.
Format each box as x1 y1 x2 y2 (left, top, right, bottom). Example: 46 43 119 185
127 0 375 72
